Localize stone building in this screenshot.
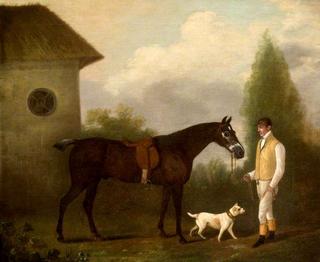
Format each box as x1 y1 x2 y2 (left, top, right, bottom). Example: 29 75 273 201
0 5 103 209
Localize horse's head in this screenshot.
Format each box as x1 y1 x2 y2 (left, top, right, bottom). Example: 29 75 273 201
216 116 245 159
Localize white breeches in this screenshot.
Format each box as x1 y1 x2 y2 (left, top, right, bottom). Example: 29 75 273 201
257 180 278 224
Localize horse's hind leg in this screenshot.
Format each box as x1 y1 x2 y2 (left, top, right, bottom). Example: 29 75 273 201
158 185 172 238
172 184 187 243
56 184 86 241
83 178 102 240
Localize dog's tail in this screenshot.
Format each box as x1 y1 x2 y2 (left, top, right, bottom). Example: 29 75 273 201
187 212 198 218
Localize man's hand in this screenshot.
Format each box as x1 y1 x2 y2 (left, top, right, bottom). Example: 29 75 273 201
262 185 274 198
243 174 251 183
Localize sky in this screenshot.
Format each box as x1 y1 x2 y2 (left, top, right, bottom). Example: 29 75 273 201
1 0 319 164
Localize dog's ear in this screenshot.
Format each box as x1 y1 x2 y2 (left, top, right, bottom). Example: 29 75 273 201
234 202 238 206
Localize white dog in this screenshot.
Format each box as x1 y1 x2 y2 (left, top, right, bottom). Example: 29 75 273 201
187 203 245 242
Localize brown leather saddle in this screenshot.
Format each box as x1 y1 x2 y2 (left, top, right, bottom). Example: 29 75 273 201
123 137 160 170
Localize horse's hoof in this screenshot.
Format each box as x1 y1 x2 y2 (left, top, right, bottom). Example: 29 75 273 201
179 237 188 244
57 235 65 242
160 231 176 238
159 230 169 238
93 234 105 241
160 232 168 238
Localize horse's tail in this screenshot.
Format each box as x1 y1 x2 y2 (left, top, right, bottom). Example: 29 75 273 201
53 139 76 151
187 212 198 219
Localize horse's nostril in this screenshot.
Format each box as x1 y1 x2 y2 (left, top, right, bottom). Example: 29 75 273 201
233 146 244 158
235 148 244 159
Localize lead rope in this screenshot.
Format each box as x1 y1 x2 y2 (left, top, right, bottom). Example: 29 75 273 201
230 152 233 175
230 152 236 176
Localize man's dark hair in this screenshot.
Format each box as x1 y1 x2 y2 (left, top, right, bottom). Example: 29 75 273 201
257 117 272 127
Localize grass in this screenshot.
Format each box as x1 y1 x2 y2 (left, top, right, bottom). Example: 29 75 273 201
1 180 320 261
2 205 320 261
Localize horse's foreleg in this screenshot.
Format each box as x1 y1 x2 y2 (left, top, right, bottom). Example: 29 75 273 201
172 184 187 244
83 179 102 240
158 185 172 238
56 184 86 241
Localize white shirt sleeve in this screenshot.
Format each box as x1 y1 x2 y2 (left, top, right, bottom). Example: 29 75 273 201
248 170 255 180
269 143 286 188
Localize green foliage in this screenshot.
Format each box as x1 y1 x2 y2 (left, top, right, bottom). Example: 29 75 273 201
81 104 157 141
192 159 229 187
189 158 247 196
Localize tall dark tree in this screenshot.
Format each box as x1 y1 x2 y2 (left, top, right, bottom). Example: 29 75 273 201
241 31 305 198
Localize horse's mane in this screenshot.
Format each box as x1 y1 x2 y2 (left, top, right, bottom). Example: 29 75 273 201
155 122 219 148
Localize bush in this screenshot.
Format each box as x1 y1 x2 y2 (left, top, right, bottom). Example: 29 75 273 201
0 221 89 262
81 104 156 141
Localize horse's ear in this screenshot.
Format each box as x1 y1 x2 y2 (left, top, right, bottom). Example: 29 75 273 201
222 116 228 123
227 116 232 124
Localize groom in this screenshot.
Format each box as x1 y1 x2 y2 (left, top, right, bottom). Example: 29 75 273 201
243 117 286 248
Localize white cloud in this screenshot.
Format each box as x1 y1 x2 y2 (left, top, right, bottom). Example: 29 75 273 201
79 1 320 164
105 11 254 103
100 4 320 148
97 11 253 165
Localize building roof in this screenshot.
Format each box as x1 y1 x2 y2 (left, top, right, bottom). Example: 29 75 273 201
0 4 103 68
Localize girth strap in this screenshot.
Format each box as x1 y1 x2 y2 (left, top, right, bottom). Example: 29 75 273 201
123 138 160 170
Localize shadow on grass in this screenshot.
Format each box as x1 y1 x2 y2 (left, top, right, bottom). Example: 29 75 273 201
269 228 312 244
185 238 205 244
160 233 177 238
62 237 108 244
62 233 142 243
106 234 141 240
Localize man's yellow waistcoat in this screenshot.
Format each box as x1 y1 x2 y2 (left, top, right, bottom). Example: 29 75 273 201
255 134 279 180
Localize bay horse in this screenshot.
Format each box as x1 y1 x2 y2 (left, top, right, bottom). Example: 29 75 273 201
54 116 244 243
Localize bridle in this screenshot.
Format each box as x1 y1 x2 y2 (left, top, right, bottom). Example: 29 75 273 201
219 123 237 175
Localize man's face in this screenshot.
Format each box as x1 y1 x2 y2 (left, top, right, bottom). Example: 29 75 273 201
257 124 271 137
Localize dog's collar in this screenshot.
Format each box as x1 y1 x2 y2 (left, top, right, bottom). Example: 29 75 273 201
226 210 236 220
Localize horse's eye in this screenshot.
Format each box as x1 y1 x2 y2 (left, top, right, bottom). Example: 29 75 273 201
224 131 230 137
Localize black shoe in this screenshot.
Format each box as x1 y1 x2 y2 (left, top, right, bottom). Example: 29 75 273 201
267 231 275 240
252 235 265 248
